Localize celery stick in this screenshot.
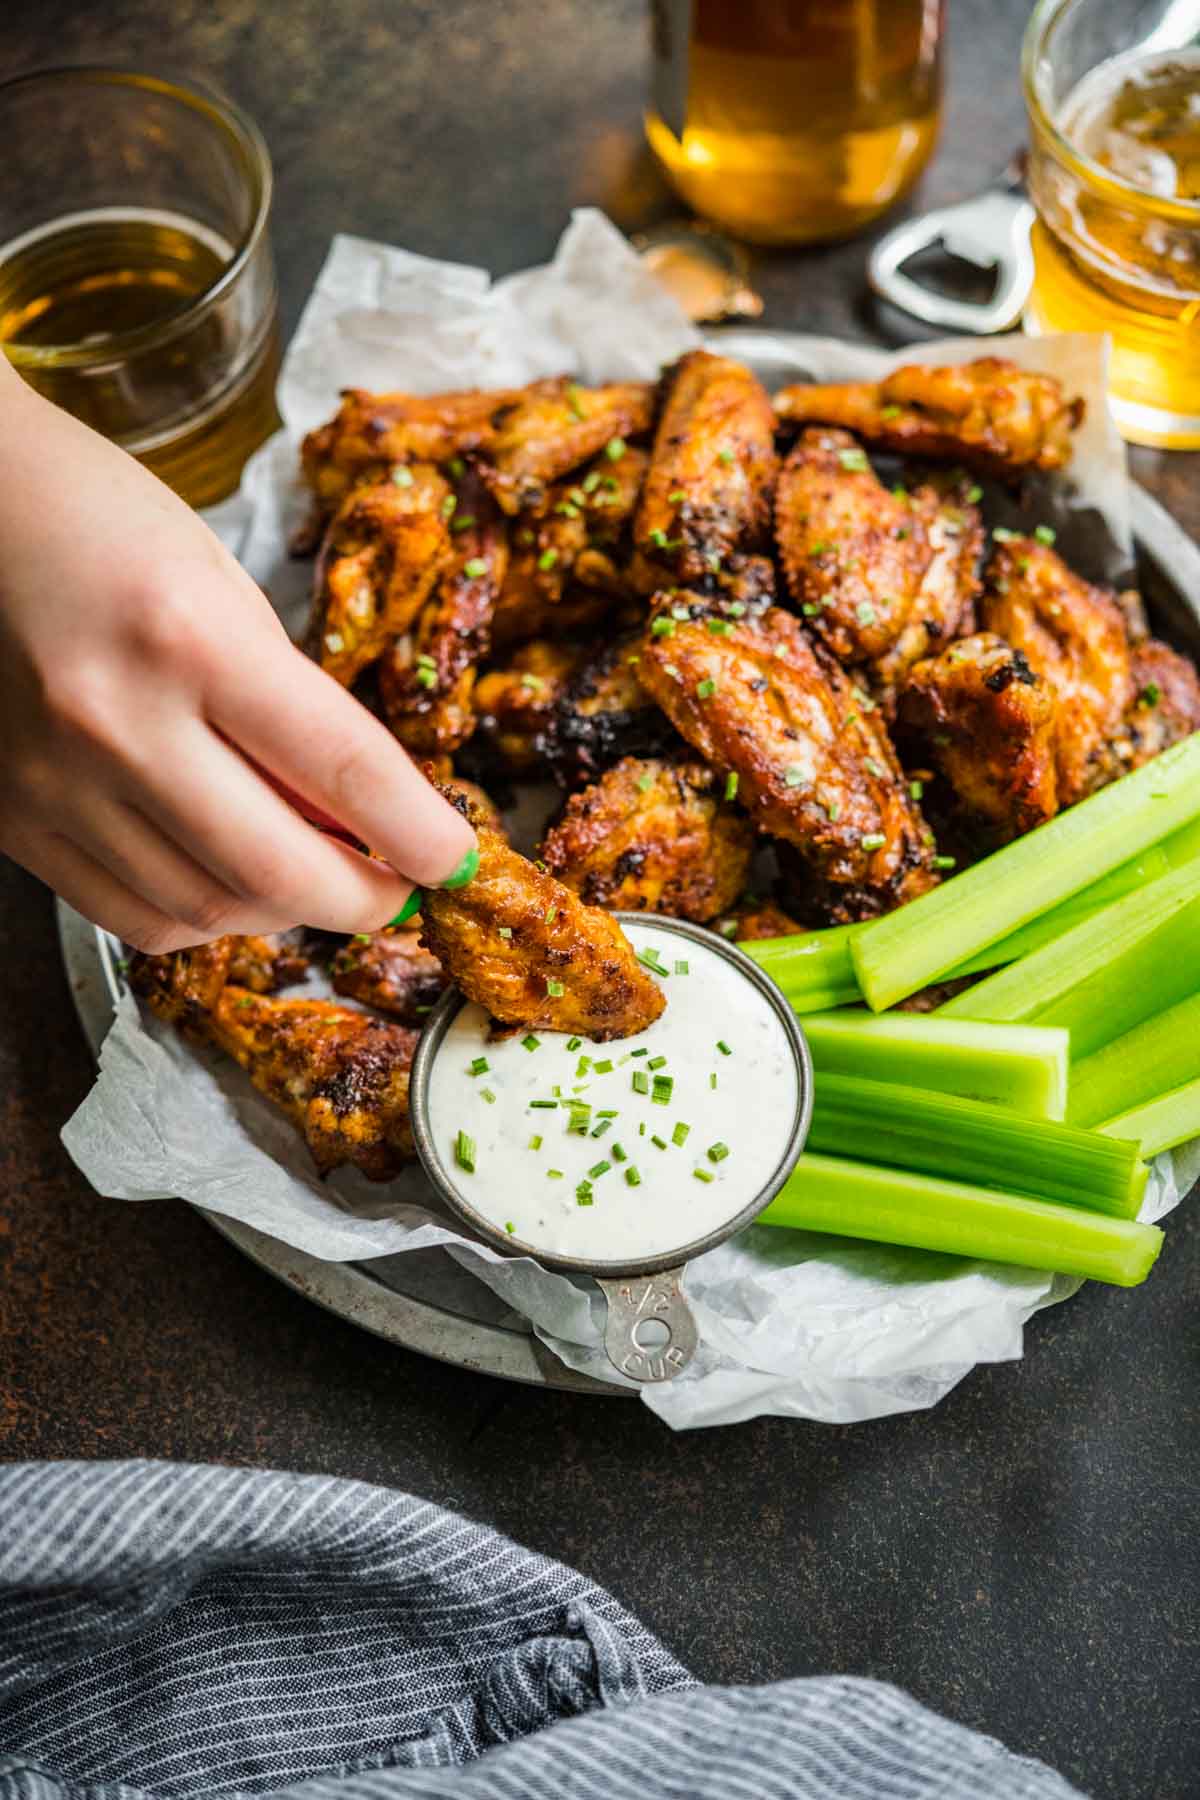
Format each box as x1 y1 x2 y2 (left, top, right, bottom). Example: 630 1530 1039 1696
739 925 859 1013
810 1073 1147 1218
947 846 1170 978
1099 1078 1200 1160
802 1011 1069 1119
1068 992 1200 1127
1163 815 1200 868
937 858 1200 1059
760 1152 1163 1286
850 731 1200 1010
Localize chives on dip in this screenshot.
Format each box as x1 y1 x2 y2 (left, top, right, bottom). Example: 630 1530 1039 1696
421 920 806 1264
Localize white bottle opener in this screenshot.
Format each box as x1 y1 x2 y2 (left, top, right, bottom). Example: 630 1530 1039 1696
868 164 1036 336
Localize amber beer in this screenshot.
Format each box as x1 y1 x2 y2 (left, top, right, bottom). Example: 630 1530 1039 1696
646 0 945 245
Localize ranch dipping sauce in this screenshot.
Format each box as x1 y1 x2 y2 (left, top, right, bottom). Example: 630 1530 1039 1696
424 920 803 1264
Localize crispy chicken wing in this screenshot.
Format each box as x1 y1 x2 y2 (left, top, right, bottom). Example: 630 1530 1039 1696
541 756 753 922
490 580 621 654
633 350 777 592
486 378 655 514
331 928 448 1025
637 596 937 920
378 474 506 755
300 386 519 521
306 466 452 687
497 445 648 620
774 358 1084 479
472 639 584 773
899 632 1059 841
419 784 664 1039
544 634 678 785
1126 638 1200 767
129 939 234 1038
867 491 982 717
227 934 311 993
723 899 806 941
981 538 1133 804
775 429 981 667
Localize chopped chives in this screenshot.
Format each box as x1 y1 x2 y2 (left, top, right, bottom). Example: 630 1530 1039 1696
392 464 414 487
707 1142 730 1163
576 1187 594 1207
576 1055 592 1077
469 1056 490 1077
717 1040 732 1056
625 1166 642 1186
861 833 887 851
505 1220 516 1234
909 779 924 800
545 904 557 924
454 1131 476 1174
529 1099 558 1109
696 677 717 699
596 1108 618 1118
672 1121 691 1146
1034 524 1056 545
838 447 869 472
567 1036 582 1051
651 1075 674 1105
590 1119 612 1139
582 470 601 493
674 960 689 975
638 1122 646 1136
717 447 734 465
632 1070 650 1095
605 436 626 460
528 1134 543 1151
546 978 564 997
647 1055 668 1070
463 557 488 577
694 1168 715 1184
651 1134 669 1150
547 1169 563 1179
481 1088 496 1104
498 926 513 939
612 1143 628 1162
521 1034 540 1052
538 548 558 572
710 1072 718 1089
589 1160 612 1179
593 1058 614 1074
630 1047 649 1056
725 772 739 801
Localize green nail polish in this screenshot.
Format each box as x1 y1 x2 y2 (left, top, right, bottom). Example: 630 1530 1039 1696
389 890 423 927
438 846 479 890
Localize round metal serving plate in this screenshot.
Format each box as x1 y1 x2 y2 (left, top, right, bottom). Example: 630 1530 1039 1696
56 325 1200 1395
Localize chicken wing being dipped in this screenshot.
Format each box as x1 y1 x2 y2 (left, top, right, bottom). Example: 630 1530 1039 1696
773 357 1084 479
544 633 679 785
980 536 1133 804
633 349 777 592
637 596 938 922
541 756 753 922
300 386 519 522
378 474 507 755
306 465 452 688
486 378 655 514
330 929 447 1025
419 783 665 1039
775 428 981 669
472 639 584 773
898 632 1059 842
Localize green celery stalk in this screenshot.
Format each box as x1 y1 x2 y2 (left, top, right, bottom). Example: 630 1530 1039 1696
947 845 1170 978
809 1072 1147 1218
850 731 1200 1010
801 1011 1069 1119
1099 1078 1200 1160
1163 815 1200 868
760 1152 1163 1287
936 856 1200 1059
1067 992 1200 1127
739 925 858 1013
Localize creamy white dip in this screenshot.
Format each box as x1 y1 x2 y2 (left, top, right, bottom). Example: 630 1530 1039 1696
425 920 801 1264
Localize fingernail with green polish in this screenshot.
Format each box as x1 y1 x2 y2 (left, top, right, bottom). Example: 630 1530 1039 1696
438 846 479 890
389 890 423 928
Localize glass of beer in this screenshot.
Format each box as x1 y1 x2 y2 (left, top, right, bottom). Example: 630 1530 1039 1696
645 1 946 246
1023 0 1200 449
0 67 281 506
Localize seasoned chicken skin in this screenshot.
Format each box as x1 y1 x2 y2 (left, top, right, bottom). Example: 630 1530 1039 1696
473 639 583 772
498 446 647 619
378 474 507 755
981 538 1133 805
300 386 519 520
129 938 234 1039
486 378 655 514
867 492 982 717
1126 639 1200 768
633 350 777 591
227 934 311 993
419 784 665 1040
900 633 1059 841
545 633 678 785
774 358 1083 478
775 428 981 666
306 466 452 687
541 756 753 922
331 929 447 1025
637 596 937 920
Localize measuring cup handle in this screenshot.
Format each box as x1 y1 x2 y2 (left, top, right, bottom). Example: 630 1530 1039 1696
596 1269 699 1384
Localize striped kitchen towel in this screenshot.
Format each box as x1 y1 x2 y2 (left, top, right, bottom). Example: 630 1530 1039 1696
0 1462 1080 1799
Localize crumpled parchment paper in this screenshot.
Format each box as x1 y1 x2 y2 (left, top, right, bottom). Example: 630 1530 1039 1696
60 209 1197 1429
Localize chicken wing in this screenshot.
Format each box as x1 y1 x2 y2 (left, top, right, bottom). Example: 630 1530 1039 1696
300 386 519 520
227 933 311 993
775 428 981 666
129 938 234 1038
774 358 1084 479
486 378 655 514
722 899 806 942
899 633 1059 841
980 537 1133 804
306 465 452 687
1126 638 1200 768
472 639 584 773
419 783 665 1040
544 634 679 785
378 474 506 755
331 928 448 1025
495 446 646 626
633 350 777 592
867 490 982 717
637 596 937 920
541 756 753 922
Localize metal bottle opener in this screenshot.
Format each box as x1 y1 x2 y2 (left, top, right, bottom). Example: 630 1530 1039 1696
868 158 1035 336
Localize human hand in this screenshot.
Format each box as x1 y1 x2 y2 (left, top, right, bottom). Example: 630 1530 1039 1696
0 362 476 953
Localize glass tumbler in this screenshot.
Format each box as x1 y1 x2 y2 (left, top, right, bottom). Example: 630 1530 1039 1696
1023 0 1200 449
0 67 282 506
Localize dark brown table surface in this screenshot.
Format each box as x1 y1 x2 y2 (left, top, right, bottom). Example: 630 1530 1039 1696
3 5 1198 1796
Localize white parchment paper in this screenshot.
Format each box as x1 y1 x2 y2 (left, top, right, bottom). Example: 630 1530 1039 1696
60 209 1196 1429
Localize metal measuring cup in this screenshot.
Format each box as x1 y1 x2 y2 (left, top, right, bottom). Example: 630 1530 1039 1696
407 915 813 1387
